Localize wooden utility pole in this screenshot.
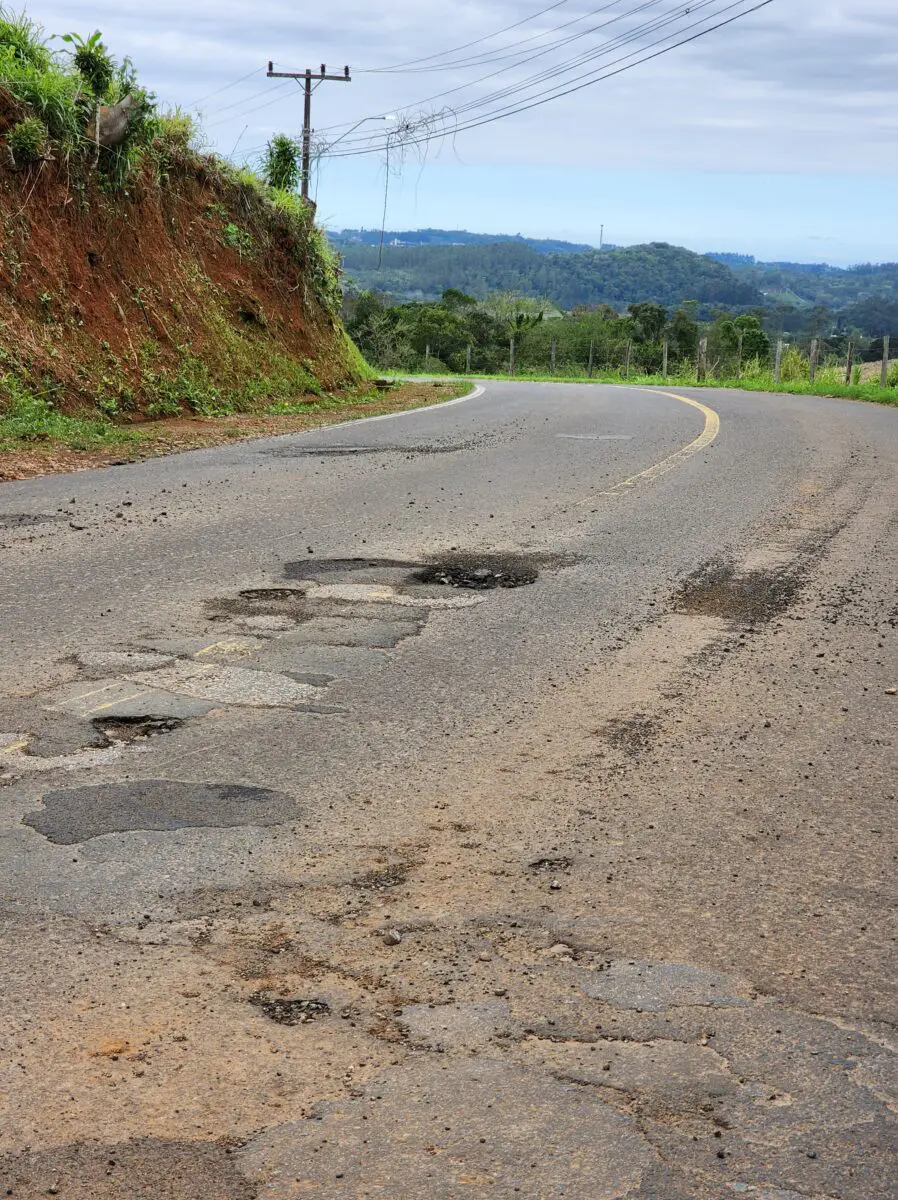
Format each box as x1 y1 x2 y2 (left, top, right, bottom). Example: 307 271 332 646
809 338 819 384
662 337 669 381
844 341 854 386
881 335 891 388
266 62 351 199
587 338 595 377
697 337 707 383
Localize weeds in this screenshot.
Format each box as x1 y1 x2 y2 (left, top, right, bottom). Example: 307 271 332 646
7 114 48 164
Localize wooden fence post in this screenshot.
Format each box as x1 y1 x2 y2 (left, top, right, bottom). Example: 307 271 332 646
773 339 783 385
509 336 515 376
587 338 595 378
425 343 430 368
881 335 891 388
697 337 708 383
737 329 744 379
465 344 472 374
809 338 819 384
550 338 556 373
844 341 854 386
662 338 669 381
625 339 633 379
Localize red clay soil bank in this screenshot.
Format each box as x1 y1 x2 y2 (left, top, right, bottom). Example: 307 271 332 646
0 92 361 416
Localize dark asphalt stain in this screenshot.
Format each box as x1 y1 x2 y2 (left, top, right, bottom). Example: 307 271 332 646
264 439 480 458
249 992 330 1025
601 713 657 757
0 1137 257 1199
284 557 422 582
24 780 297 844
673 559 803 624
0 512 66 529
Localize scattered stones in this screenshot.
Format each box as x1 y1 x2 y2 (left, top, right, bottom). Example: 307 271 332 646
383 929 403 946
249 993 330 1026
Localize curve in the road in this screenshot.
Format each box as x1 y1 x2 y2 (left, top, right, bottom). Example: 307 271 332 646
593 387 720 498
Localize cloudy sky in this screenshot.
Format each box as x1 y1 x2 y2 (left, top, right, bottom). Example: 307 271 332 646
36 1 898 263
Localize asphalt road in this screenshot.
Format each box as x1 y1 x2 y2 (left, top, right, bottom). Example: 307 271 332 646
0 381 895 1199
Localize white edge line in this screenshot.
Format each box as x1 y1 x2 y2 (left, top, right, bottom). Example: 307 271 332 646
308 383 485 432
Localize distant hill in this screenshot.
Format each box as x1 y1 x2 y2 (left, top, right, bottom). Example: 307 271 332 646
329 227 595 255
338 240 762 312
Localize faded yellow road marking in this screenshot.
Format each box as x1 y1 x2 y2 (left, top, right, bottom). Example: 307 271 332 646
582 389 720 502
2 740 28 753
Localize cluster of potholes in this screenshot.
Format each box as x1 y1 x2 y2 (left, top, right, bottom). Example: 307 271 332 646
6 551 559 840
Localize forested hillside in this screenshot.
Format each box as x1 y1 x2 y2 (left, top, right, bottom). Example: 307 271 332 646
339 241 762 312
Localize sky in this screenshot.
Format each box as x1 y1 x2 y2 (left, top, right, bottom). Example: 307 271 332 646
32 1 898 264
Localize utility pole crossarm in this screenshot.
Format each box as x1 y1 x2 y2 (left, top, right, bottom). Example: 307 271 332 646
265 63 352 200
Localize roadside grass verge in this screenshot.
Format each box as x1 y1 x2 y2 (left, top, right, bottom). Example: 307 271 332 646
388 370 898 406
0 381 471 480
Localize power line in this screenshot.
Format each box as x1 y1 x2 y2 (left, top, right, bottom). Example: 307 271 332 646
356 0 573 73
323 0 776 159
323 0 726 152
187 66 265 107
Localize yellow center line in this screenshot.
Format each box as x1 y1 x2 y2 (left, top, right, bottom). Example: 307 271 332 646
2 740 29 753
579 388 720 503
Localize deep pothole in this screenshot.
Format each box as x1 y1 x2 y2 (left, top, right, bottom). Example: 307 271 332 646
672 560 803 624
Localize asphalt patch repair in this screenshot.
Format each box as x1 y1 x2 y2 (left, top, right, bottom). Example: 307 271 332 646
0 1137 256 1199
24 780 297 844
672 558 803 624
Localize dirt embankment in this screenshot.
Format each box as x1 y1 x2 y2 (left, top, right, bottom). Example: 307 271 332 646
0 94 363 419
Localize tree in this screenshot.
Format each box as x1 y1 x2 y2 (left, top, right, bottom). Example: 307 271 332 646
628 302 667 343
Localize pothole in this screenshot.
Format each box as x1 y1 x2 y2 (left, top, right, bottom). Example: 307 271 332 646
351 861 413 891
93 715 185 743
529 856 574 873
418 552 542 590
672 560 802 624
249 992 330 1025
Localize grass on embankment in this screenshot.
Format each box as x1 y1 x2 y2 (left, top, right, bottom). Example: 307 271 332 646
390 370 898 407
0 382 470 481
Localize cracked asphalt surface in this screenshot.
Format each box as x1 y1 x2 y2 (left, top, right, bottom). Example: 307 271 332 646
0 381 895 1198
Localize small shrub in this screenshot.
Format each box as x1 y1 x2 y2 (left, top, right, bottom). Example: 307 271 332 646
222 222 253 257
153 108 197 156
7 115 49 164
888 363 898 388
263 134 300 192
61 31 114 98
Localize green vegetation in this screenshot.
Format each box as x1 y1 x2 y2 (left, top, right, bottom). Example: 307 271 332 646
0 377 147 449
345 289 898 407
336 231 898 341
263 134 300 193
340 241 761 313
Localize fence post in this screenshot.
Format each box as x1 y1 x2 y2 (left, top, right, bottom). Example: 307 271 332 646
625 339 632 379
697 337 708 383
737 329 744 379
550 338 556 374
844 341 853 386
662 337 669 381
425 343 431 370
881 335 891 388
587 338 595 378
509 336 515 376
809 338 819 384
465 344 472 374
773 339 783 385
